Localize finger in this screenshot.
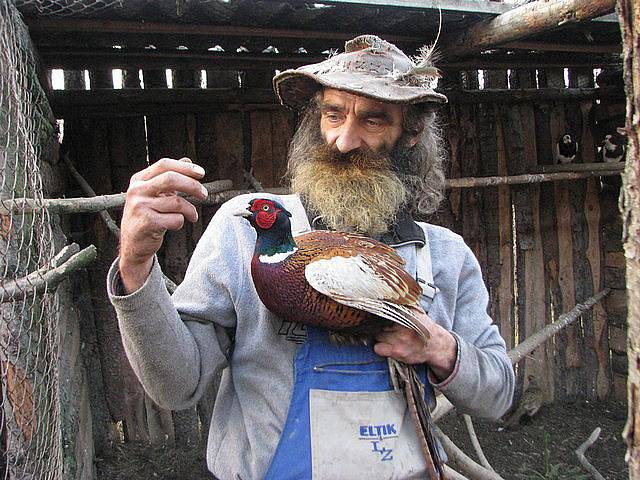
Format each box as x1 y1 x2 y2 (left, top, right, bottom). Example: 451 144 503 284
150 195 199 223
374 342 394 358
146 171 209 199
158 212 187 231
138 157 205 181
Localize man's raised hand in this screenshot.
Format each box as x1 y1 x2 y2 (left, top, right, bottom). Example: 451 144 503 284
118 157 208 293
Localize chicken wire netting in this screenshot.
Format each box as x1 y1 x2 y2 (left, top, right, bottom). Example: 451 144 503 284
13 0 122 17
0 1 62 479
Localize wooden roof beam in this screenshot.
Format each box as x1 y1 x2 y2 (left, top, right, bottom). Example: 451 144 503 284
24 17 426 44
440 0 617 59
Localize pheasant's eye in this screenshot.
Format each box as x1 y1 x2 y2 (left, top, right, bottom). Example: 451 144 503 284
262 205 270 211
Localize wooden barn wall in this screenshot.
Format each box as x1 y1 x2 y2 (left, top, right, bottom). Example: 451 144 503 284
55 65 625 452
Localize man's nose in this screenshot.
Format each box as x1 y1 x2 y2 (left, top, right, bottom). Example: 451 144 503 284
334 119 363 153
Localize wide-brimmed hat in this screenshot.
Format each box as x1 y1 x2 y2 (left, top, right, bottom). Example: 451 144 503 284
273 34 448 109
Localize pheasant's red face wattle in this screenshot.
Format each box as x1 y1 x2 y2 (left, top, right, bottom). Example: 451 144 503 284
250 199 280 229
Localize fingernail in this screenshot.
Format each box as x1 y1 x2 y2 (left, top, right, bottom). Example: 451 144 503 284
193 165 205 176
201 186 209 197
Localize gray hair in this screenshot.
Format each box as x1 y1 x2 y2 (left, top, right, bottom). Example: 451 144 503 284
286 94 447 218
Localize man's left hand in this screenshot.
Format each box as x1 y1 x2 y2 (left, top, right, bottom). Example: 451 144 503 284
374 322 458 382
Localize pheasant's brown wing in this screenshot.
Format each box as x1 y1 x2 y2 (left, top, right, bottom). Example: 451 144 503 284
296 231 431 341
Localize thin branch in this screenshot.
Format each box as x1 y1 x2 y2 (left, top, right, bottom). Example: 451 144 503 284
446 168 622 189
434 425 505 480
0 179 234 215
575 427 606 480
508 289 610 365
444 465 471 480
434 289 611 421
62 154 178 293
0 244 97 302
464 414 495 471
63 153 120 237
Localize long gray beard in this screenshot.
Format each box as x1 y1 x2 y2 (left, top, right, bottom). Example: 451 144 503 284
291 161 408 237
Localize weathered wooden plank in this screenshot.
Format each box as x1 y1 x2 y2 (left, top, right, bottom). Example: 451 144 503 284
250 111 275 187
585 178 610 398
214 112 245 189
270 110 295 188
610 325 627 352
492 104 514 351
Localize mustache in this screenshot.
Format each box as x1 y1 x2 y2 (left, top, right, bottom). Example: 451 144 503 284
311 144 392 171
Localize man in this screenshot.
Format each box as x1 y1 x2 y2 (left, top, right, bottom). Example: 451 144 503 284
108 35 514 479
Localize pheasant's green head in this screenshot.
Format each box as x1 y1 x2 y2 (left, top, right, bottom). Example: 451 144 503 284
235 198 296 256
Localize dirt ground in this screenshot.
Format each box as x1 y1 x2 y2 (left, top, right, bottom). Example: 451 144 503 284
96 400 628 479
441 399 628 479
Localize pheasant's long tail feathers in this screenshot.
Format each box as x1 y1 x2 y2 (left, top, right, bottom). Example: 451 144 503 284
394 361 445 479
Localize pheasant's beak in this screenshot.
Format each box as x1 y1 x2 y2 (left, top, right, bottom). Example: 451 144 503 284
232 205 252 218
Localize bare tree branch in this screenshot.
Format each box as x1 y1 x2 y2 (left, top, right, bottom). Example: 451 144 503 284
62 154 179 293
575 427 606 480
434 425 505 480
0 179 234 215
434 289 611 421
63 153 121 237
0 244 97 302
464 414 495 471
444 465 471 480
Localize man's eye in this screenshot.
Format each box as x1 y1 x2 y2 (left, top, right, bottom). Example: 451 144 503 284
325 113 341 122
366 119 383 127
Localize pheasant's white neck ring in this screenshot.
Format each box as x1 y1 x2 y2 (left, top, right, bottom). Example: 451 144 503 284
259 247 298 264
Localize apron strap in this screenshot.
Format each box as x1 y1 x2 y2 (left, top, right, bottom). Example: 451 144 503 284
415 223 437 301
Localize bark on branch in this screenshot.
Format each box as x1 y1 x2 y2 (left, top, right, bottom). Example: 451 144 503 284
464 414 495 471
434 289 611 421
446 168 622 189
0 244 97 302
441 0 617 58
434 425 505 480
0 179 234 215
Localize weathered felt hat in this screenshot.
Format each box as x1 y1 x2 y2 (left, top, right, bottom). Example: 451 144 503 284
272 34 448 109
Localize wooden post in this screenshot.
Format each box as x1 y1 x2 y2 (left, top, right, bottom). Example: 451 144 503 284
618 0 640 476
441 0 617 58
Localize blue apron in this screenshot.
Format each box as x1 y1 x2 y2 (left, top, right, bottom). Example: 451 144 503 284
263 326 435 479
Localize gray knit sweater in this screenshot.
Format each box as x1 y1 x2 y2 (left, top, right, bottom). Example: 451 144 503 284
107 193 514 480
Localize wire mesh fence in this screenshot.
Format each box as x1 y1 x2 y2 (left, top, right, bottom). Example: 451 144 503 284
14 0 123 17
0 1 62 478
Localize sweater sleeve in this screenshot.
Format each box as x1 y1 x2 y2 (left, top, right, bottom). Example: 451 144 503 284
431 247 515 419
107 198 251 410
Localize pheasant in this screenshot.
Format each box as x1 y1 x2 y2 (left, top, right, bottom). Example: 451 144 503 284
235 197 445 479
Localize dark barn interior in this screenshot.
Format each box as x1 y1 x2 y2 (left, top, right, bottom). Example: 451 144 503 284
0 0 632 478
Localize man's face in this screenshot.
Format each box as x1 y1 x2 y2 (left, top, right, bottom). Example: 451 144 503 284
319 89 405 154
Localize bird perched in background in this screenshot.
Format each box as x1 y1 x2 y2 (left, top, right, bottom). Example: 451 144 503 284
236 197 444 479
504 376 544 427
601 131 626 163
555 132 578 164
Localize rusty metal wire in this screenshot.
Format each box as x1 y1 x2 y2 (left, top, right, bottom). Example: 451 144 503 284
0 1 62 478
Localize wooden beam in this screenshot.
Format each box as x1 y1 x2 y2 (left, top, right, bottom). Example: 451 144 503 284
25 17 426 44
501 41 622 54
315 0 511 14
449 86 622 104
440 0 617 59
47 86 622 118
39 47 621 72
